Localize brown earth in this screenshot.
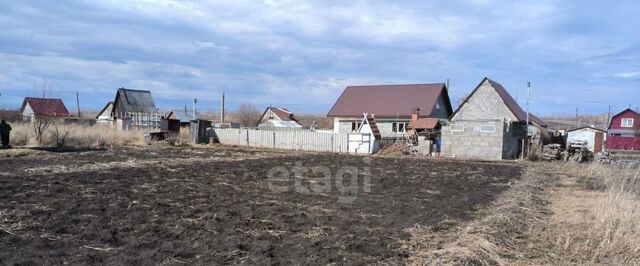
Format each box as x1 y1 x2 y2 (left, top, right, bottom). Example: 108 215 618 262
0 146 522 265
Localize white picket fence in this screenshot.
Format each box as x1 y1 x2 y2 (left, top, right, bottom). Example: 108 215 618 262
212 128 377 154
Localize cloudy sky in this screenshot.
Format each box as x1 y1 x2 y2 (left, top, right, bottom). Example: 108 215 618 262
0 0 638 115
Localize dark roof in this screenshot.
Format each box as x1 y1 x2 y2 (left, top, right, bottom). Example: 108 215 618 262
452 78 548 127
327 83 452 118
21 97 70 116
113 88 157 116
262 107 298 122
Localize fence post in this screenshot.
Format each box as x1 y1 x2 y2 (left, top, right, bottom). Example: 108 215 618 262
273 131 276 149
246 129 250 146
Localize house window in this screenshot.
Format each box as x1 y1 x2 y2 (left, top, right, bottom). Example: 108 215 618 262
480 125 496 132
621 118 634 128
450 123 465 132
392 122 407 133
351 121 362 131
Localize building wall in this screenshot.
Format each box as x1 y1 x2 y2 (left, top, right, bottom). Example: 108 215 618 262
609 109 640 132
441 120 506 160
443 80 524 160
567 129 601 152
333 117 410 138
22 104 34 121
454 80 518 122
430 95 451 119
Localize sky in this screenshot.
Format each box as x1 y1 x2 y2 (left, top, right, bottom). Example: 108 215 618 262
0 0 638 116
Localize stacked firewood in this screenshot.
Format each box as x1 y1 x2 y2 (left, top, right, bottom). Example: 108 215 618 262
541 144 563 161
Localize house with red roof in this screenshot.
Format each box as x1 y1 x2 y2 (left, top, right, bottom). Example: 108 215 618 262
20 97 71 122
606 108 640 151
441 77 548 160
327 83 453 138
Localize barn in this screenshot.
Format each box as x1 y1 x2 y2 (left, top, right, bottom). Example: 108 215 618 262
441 77 547 160
606 108 640 151
566 126 606 153
112 88 161 130
20 97 71 122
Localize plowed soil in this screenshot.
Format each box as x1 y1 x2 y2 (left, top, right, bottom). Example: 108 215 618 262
0 146 522 265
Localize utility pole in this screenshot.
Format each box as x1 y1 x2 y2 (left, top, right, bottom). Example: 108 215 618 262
220 93 225 123
607 105 611 128
76 92 81 117
575 107 579 128
525 82 530 157
193 98 198 121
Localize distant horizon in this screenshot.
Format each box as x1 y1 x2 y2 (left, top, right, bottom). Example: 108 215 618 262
1 1 638 116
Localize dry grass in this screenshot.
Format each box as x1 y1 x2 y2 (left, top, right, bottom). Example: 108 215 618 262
8 122 191 148
543 162 640 264
401 163 555 265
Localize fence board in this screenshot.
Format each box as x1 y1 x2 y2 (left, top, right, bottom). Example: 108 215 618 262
212 128 370 153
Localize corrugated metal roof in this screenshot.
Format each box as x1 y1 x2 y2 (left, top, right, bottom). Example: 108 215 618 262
408 118 440 129
259 120 302 128
327 83 452 118
21 97 70 116
168 109 197 123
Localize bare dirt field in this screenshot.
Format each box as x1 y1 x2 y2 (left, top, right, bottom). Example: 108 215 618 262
0 146 523 265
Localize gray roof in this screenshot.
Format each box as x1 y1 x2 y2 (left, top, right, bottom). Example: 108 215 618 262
169 109 197 123
113 88 157 117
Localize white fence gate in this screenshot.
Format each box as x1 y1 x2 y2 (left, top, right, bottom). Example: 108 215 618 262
212 128 378 154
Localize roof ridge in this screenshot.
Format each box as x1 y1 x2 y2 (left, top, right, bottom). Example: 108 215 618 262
346 83 445 88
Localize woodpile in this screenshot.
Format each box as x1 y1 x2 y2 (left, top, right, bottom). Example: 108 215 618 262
565 141 592 162
541 144 562 161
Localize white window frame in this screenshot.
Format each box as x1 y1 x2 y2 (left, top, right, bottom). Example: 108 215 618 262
392 122 408 133
479 124 496 133
621 118 634 128
450 123 465 132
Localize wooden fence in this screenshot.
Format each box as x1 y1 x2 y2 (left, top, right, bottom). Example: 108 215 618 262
212 128 376 153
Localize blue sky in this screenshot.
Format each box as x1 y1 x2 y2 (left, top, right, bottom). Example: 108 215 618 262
0 0 638 116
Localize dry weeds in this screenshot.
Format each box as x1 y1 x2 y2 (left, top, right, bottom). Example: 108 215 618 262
532 162 640 265
8 122 191 148
401 162 555 265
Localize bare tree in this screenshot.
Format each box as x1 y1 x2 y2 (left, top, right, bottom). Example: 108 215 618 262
30 80 58 145
236 103 261 128
52 122 70 148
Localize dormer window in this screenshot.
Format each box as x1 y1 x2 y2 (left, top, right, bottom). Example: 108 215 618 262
622 118 634 128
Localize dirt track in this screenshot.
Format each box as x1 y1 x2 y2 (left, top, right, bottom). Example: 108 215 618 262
0 146 522 265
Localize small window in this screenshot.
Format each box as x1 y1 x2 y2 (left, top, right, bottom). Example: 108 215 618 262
450 123 465 132
480 125 496 132
621 118 634 128
351 122 357 131
392 122 397 132
399 123 405 132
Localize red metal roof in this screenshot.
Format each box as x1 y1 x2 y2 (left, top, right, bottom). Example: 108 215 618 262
21 97 70 116
408 118 440 129
327 83 452 118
